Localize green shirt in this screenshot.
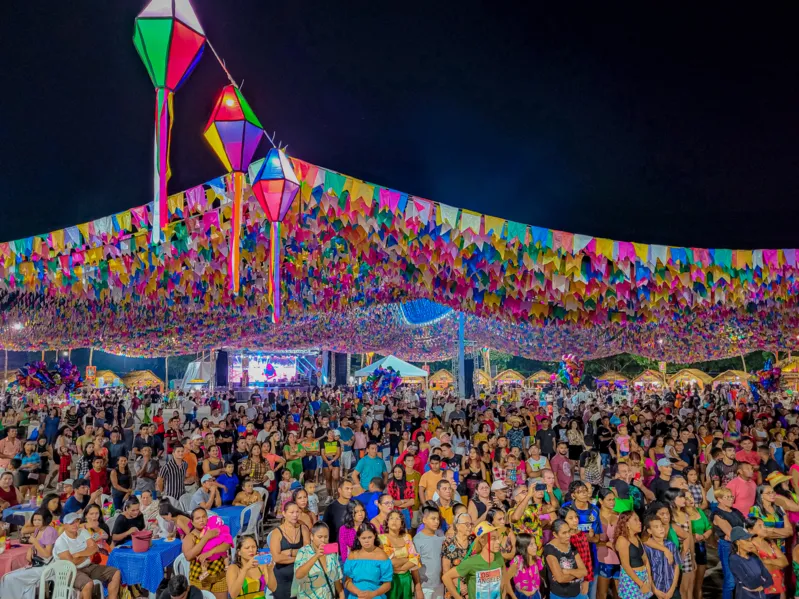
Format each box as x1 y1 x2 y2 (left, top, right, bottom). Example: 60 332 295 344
455 551 505 599
544 488 563 504
690 509 711 536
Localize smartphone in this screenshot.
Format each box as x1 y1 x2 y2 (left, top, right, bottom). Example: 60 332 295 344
634 472 641 481
534 482 547 491
323 543 339 555
255 553 273 566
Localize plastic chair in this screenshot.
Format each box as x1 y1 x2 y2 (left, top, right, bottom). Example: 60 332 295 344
239 502 263 541
178 492 194 513
38 561 76 599
173 554 190 578
106 513 119 533
202 592 216 599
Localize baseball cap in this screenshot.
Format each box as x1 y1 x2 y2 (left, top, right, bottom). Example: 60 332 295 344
491 480 508 491
63 513 81 525
657 458 672 468
191 434 202 440
62 479 75 487
729 527 751 542
201 474 214 483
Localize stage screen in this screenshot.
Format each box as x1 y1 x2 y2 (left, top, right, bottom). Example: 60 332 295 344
229 354 298 386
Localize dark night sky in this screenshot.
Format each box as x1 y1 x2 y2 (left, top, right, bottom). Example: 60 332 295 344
2 2 799 249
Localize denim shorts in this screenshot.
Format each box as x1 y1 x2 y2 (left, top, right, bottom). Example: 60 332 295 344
597 562 621 579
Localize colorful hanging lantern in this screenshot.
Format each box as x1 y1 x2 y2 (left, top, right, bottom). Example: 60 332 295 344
134 0 206 244
249 148 300 323
203 85 263 294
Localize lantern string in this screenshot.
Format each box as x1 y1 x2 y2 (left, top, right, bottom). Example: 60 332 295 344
206 39 278 150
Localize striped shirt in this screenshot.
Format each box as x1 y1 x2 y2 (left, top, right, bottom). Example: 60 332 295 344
158 457 187 500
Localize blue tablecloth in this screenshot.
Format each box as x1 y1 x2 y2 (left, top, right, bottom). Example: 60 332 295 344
2 504 37 522
108 537 183 593
212 505 247 539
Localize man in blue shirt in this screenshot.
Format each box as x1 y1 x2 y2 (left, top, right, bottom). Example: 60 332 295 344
63 479 100 516
353 442 387 490
337 416 355 472
354 477 386 520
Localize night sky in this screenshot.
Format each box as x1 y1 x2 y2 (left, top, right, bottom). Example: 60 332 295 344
2 3 799 249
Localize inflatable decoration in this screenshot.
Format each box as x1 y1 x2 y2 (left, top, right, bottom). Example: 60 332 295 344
364 366 403 398
552 354 584 388
16 359 83 394
755 359 781 394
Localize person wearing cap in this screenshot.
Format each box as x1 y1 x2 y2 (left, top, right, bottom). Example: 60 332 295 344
190 473 223 511
727 526 775 599
650 458 674 502
490 480 510 512
442 522 507 599
54 512 122 599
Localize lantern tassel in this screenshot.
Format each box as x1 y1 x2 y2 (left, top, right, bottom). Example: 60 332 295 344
228 171 244 294
271 221 281 323
152 88 172 244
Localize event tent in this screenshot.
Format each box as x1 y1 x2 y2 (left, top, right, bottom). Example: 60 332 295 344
712 370 753 388
94 370 122 388
179 357 214 390
473 369 491 388
668 369 712 390
122 370 164 391
429 369 454 390
595 371 629 387
778 358 799 392
494 369 526 386
632 369 665 388
353 355 428 379
526 370 551 388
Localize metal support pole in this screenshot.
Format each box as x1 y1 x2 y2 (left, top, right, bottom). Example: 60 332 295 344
4 348 7 386
741 353 747 371
211 350 217 392
165 355 169 391
457 313 466 398
89 348 94 366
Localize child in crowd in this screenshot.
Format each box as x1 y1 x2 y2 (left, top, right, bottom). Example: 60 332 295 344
304 480 319 515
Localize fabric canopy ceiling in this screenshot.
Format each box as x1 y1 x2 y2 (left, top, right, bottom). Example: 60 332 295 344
0 159 797 362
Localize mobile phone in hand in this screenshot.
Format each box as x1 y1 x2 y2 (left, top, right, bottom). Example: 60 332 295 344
255 553 273 566
323 543 339 555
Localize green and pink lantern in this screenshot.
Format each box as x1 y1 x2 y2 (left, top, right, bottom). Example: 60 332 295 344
203 85 263 295
133 0 206 243
249 148 300 323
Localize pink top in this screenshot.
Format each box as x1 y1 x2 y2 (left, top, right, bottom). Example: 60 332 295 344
727 476 757 515
511 554 542 594
597 519 619 564
339 526 356 562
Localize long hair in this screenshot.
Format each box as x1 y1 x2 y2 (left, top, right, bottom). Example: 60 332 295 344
615 511 638 541
344 500 366 530
386 510 407 536
351 522 381 551
514 533 537 567
755 485 785 518
234 534 257 568
42 493 62 516
159 500 189 519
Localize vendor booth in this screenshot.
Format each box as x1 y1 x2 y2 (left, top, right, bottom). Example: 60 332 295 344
473 369 491 389
94 369 122 389
712 370 753 388
493 369 525 387
668 368 712 391
353 355 428 389
121 369 164 392
595 371 629 388
429 369 455 390
777 357 799 392
526 370 551 390
632 369 665 390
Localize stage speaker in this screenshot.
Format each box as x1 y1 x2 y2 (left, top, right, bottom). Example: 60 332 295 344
464 358 475 398
216 351 228 388
334 352 348 386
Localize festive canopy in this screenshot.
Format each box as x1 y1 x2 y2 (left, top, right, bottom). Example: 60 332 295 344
353 355 427 379
668 368 712 390
94 370 122 388
3 156 799 361
474 369 491 387
712 370 753 387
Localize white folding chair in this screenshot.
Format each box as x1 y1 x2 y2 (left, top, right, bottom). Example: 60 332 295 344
38 561 76 599
173 554 190 578
239 502 263 541
106 513 119 533
178 492 194 513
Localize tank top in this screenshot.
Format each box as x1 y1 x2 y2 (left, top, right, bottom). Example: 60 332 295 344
239 574 267 599
275 526 304 580
629 539 645 567
115 468 132 490
472 498 488 518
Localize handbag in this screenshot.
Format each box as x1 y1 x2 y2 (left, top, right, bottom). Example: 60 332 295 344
31 553 51 568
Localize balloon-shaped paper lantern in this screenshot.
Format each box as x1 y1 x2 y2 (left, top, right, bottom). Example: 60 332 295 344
133 0 206 243
249 148 300 323
203 85 263 294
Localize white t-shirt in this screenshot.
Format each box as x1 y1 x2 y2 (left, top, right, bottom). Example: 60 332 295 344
54 529 92 568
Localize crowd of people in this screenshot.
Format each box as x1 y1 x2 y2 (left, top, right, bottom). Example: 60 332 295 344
0 380 795 599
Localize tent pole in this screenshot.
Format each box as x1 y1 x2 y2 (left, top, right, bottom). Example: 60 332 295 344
89 348 94 366
4 348 7 387
457 313 466 399
741 353 747 371
165 355 169 391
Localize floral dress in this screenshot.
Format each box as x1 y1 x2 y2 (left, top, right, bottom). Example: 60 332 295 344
378 533 420 599
442 537 469 599
511 503 544 555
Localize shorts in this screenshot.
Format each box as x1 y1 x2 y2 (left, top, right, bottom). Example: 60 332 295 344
323 459 340 468
695 541 707 565
302 456 317 471
597 563 621 579
74 564 119 591
342 452 353 470
515 591 541 599
422 585 445 599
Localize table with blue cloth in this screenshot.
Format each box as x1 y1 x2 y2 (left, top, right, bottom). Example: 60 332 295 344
2 504 37 524
211 505 247 539
107 537 183 593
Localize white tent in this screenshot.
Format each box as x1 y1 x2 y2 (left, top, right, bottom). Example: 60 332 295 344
179 358 214 390
354 355 428 378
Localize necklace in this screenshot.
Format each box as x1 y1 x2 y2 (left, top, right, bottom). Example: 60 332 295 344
281 523 300 545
